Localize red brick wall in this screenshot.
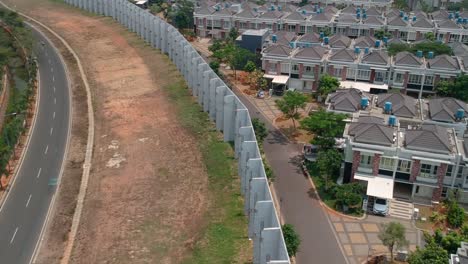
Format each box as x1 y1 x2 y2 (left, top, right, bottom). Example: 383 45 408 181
416 31 422 40
328 65 334 76
370 69 376 84
432 163 447 201
445 33 450 44
351 151 361 182
410 159 420 182
434 74 440 87
372 154 381 176
299 63 304 78
276 63 281 74
341 66 347 80
296 24 300 34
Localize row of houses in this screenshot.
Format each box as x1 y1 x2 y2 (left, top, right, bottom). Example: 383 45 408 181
260 34 467 96
324 88 468 204
194 2 468 44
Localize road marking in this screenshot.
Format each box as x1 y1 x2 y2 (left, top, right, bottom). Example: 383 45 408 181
26 194 32 208
52 76 55 82
53 86 56 93
50 127 53 135
53 111 55 119
48 59 51 64
51 67 53 73
10 227 18 244
54 98 56 104
44 145 48 155
37 168 42 178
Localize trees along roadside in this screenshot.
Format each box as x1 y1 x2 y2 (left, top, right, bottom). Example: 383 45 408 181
282 224 301 258
436 75 468 102
378 222 409 261
300 109 347 149
275 90 308 130
316 148 342 191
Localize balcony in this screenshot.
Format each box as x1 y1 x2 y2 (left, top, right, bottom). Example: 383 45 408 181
416 175 438 184
357 166 373 174
302 72 315 80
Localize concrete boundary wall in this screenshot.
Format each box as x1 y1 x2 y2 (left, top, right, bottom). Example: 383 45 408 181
63 1 290 263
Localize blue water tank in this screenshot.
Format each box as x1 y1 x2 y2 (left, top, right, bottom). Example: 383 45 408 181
357 13 361 19
428 51 434 59
413 16 417 21
361 97 369 109
302 10 307 15
355 47 360 54
375 40 381 48
457 17 463 24
271 5 275 11
272 34 277 43
464 18 468 24
357 7 361 13
456 11 460 18
449 13 454 19
456 108 465 120
320 31 324 39
388 115 397 126
363 13 367 19
384 101 392 113
416 50 423 58
400 11 404 17
404 16 408 21
383 36 388 44
365 47 369 54
278 5 282 11
324 36 329 44
320 7 323 13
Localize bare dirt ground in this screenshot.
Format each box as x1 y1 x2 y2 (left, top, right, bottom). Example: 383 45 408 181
4 1 210 263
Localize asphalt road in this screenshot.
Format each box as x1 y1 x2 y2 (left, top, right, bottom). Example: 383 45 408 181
231 89 347 264
0 26 70 263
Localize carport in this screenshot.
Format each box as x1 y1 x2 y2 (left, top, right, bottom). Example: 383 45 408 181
355 174 394 200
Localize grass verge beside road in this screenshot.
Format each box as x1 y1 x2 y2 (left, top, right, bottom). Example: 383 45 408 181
162 77 251 264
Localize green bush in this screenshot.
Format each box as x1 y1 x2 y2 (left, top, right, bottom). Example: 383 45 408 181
209 61 220 75
282 224 301 257
243 60 256 73
447 201 465 228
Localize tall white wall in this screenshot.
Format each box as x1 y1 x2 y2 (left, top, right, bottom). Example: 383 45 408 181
63 1 291 263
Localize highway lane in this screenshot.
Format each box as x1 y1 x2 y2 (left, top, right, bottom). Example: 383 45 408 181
0 25 70 264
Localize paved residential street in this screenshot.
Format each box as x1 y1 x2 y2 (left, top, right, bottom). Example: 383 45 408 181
231 86 348 264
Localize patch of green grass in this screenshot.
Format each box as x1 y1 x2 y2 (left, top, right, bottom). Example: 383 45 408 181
162 78 250 264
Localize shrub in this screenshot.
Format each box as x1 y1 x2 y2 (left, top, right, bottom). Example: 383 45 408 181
282 224 301 257
447 201 465 228
243 60 256 72
209 61 220 75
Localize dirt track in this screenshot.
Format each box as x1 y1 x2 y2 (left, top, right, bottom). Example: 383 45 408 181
3 1 210 263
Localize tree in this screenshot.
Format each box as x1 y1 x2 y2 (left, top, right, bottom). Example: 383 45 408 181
228 27 239 42
424 32 436 41
222 43 256 81
317 74 339 99
248 69 267 91
408 243 449 264
436 76 468 102
209 61 220 75
447 200 465 228
167 0 194 29
387 43 411 56
282 224 301 257
333 183 364 211
316 149 342 190
298 0 309 6
374 28 392 40
300 109 347 149
378 222 409 261
275 91 308 129
252 118 268 145
244 60 256 72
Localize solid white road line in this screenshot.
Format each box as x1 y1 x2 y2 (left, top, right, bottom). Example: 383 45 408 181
26 195 32 208
36 168 41 179
10 227 18 244
52 76 54 82
54 98 56 104
44 145 48 155
48 59 51 64
51 67 53 73
50 127 53 135
53 112 55 119
53 86 56 93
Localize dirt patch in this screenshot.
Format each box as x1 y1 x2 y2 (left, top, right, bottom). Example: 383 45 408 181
3 1 211 263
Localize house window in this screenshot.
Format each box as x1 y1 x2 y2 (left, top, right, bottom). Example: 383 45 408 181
380 157 395 171
446 165 453 177
347 68 356 78
408 74 422 84
375 71 385 83
420 163 438 178
288 25 296 32
300 25 306 33
223 21 230 29
360 154 373 168
291 64 299 73
399 31 408 39
442 187 449 198
424 75 434 86
397 160 411 173
266 23 273 29
394 73 403 84
357 70 371 80
457 167 464 179
334 68 342 78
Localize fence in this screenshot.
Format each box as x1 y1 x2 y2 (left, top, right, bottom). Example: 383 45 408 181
62 0 290 263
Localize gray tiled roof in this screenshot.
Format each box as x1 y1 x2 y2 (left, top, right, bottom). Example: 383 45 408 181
438 19 460 29
412 17 433 28
429 98 468 123
299 4 316 12
328 88 364 112
298 32 321 43
330 35 352 48
394 51 423 67
405 125 451 154
310 12 332 22
259 11 283 19
272 31 296 45
386 9 401 17
388 16 409 27
350 123 395 146
449 42 468 57
431 10 450 20
294 46 328 60
428 55 459 71
236 8 257 18
325 6 339 14
461 56 468 71
330 48 356 62
338 14 358 24
214 8 233 16
377 93 417 118
264 44 292 57
363 16 385 26
341 5 356 14
281 4 296 13
365 7 381 16
196 6 215 15
362 51 389 65
387 38 405 44
354 36 377 48
285 11 306 21
357 116 385 124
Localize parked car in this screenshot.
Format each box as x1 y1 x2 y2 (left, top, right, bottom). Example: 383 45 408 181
373 198 389 216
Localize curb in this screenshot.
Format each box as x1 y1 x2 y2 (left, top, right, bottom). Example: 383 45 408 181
0 3 95 264
301 164 367 221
